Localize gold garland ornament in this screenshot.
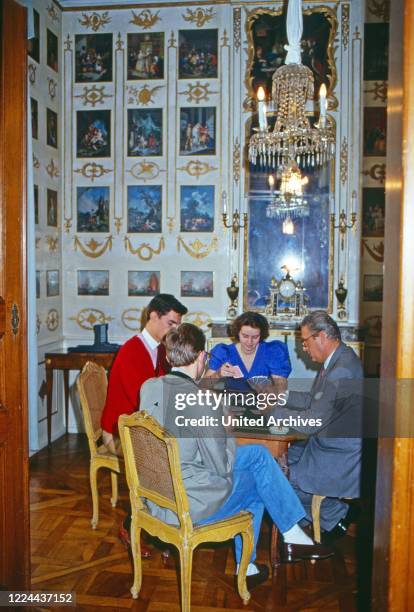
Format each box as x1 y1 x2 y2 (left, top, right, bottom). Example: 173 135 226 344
124 236 165 261
177 235 218 259
70 308 113 331
74 235 113 258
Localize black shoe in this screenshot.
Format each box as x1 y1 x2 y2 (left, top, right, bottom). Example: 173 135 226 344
280 542 335 563
321 504 360 545
236 564 269 591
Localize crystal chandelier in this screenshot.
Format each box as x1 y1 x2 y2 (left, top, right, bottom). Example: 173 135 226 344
248 0 335 168
266 160 309 222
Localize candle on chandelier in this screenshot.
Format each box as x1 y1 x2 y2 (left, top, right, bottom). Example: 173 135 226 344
257 86 268 132
222 191 227 214
268 174 275 193
319 84 327 127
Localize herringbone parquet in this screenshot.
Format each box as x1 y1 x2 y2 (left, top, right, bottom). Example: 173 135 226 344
30 435 370 611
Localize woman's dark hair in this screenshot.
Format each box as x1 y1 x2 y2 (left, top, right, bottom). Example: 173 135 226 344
146 293 188 321
165 323 206 366
230 311 269 342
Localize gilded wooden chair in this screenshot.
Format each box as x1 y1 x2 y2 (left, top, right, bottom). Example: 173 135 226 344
118 411 254 612
77 361 122 529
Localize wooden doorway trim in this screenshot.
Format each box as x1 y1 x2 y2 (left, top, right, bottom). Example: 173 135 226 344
0 0 30 589
372 0 414 608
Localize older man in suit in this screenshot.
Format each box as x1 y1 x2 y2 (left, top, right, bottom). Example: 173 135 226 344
273 310 363 555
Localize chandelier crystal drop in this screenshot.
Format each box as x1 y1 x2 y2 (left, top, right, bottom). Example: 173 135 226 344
266 160 310 219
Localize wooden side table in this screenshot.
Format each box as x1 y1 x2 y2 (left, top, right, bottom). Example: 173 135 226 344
44 350 117 447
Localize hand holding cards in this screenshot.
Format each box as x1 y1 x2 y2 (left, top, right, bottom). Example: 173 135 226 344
220 363 244 378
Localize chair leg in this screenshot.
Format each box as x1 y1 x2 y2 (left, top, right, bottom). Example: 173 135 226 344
238 527 253 605
130 521 143 599
110 471 118 507
90 464 99 529
178 544 193 612
312 495 326 543
270 524 279 576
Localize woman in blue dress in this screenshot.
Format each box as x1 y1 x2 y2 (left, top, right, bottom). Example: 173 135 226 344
205 311 291 390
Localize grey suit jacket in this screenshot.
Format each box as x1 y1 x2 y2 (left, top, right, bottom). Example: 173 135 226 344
274 343 363 498
140 373 236 525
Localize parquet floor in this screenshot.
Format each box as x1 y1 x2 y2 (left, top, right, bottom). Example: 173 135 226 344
30 435 372 611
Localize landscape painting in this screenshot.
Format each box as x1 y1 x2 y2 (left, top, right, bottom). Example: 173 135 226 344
77 186 110 232
127 185 162 233
128 271 160 296
180 186 214 232
127 109 162 157
181 271 213 297
46 270 60 297
78 270 109 296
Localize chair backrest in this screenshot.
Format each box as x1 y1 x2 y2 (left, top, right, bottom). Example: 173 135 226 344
77 361 108 453
118 411 191 528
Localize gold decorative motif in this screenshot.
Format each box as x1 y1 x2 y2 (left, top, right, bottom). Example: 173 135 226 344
33 154 40 169
221 29 229 48
48 77 57 100
233 138 241 184
114 218 122 234
116 32 124 51
47 4 59 22
353 26 361 40
367 0 390 22
124 236 165 261
28 63 36 85
340 137 348 186
362 163 386 184
64 35 72 51
364 81 388 103
178 160 217 179
64 219 72 233
127 84 163 106
75 85 112 107
182 8 215 28
177 235 218 259
74 162 112 182
130 9 160 30
79 12 111 32
128 160 163 182
45 235 59 252
46 309 59 332
46 159 59 179
35 237 41 249
362 239 384 263
70 308 113 331
74 235 113 258
168 32 177 48
36 315 41 335
167 217 174 232
342 5 350 51
183 311 212 332
233 8 241 52
179 82 216 104
121 308 142 331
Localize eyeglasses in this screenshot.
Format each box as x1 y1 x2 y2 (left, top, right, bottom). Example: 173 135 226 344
301 331 319 346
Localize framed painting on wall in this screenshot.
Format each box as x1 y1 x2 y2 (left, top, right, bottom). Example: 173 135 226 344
77 186 110 232
364 23 389 81
364 108 387 157
178 29 218 79
127 185 162 233
127 33 164 80
127 109 162 157
47 189 58 227
362 188 385 237
180 271 213 297
77 110 111 158
36 271 40 299
28 9 40 63
180 185 214 231
75 34 113 82
34 185 39 224
46 270 60 297
46 108 58 148
47 29 58 72
363 275 383 302
179 107 216 156
128 271 160 296
31 98 38 139
78 270 109 296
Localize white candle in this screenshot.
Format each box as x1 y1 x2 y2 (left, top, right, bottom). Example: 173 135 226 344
257 87 268 132
319 84 327 127
222 191 227 214
268 175 275 192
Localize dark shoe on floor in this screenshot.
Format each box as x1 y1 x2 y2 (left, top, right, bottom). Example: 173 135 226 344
236 564 269 591
280 541 335 563
118 526 152 558
321 504 360 545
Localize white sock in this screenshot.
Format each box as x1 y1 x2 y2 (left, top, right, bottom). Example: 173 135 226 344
282 523 314 545
236 562 259 576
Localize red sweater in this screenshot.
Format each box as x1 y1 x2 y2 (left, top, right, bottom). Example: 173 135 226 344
101 336 169 435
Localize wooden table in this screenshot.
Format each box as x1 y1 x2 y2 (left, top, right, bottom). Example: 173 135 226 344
44 350 117 447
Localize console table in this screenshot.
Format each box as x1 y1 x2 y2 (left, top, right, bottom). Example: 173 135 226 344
44 350 118 447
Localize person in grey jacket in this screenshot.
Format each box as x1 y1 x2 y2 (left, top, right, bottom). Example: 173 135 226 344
140 323 334 587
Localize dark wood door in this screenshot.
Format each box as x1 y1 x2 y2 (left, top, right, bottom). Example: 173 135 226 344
0 0 30 589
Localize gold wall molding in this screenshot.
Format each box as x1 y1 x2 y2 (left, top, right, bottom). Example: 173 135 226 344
64 219 72 233
128 160 163 181
353 26 361 40
233 138 241 184
121 308 142 331
130 9 160 29
78 11 111 32
364 81 388 103
167 217 175 232
64 34 72 51
48 77 57 101
33 154 40 169
75 84 113 107
46 159 59 179
221 29 229 48
233 8 241 52
127 84 163 106
70 308 113 330
177 235 218 259
115 32 124 51
46 235 59 252
74 235 113 258
124 236 165 260
74 162 113 182
47 4 59 22
182 7 215 27
46 309 59 332
168 31 177 48
367 0 390 22
362 239 384 263
342 4 350 51
183 311 212 331
340 137 348 185
35 237 41 249
362 163 386 184
179 82 217 104
28 63 36 85
178 160 217 178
